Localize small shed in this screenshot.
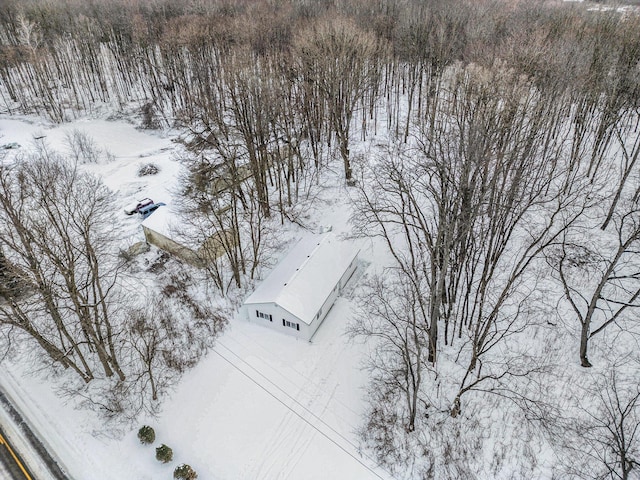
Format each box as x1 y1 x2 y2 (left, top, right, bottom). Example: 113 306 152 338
242 233 358 341
141 206 228 267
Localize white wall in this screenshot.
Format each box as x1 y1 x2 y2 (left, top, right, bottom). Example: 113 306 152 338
244 302 312 341
339 258 358 291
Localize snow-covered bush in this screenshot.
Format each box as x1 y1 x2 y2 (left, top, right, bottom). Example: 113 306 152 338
155 444 173 463
174 464 198 479
137 162 160 176
137 425 155 445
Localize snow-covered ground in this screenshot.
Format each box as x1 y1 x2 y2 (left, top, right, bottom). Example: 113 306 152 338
0 115 389 480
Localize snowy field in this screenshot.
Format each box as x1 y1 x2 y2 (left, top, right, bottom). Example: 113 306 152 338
0 115 390 480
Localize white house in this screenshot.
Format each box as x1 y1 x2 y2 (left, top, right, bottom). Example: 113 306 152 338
243 233 358 341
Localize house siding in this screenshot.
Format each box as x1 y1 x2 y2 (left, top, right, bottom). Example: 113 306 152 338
142 225 232 268
339 257 358 291
245 302 311 340
142 226 203 267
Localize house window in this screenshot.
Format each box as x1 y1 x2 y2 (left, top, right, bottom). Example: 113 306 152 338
256 310 272 321
282 320 299 330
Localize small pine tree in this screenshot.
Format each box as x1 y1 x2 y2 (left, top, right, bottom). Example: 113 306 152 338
137 425 155 445
156 444 174 463
174 464 198 479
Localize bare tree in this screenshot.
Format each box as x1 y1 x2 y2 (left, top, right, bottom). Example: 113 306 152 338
177 145 274 293
602 119 640 231
294 17 384 181
118 283 227 418
553 205 640 368
64 128 103 164
0 148 125 382
353 60 585 422
350 271 428 432
557 366 640 480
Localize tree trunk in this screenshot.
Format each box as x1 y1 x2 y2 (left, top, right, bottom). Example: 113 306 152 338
579 320 592 368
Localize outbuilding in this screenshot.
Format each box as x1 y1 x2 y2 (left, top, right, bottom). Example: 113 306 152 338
141 206 228 267
242 233 358 341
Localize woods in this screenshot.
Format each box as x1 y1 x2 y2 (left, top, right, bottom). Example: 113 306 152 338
1 0 640 477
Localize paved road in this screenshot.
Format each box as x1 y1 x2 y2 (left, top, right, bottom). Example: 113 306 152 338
0 387 70 480
0 426 34 479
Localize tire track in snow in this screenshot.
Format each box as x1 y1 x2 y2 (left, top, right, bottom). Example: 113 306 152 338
217 341 325 480
260 333 348 480
225 320 363 425
275 383 340 480
221 298 391 480
252 379 337 480
225 332 355 480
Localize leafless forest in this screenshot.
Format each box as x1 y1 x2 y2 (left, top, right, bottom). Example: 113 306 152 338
1 0 640 478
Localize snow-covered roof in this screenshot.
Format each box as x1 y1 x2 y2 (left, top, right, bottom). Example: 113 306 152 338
140 205 174 237
140 205 200 249
244 233 358 325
